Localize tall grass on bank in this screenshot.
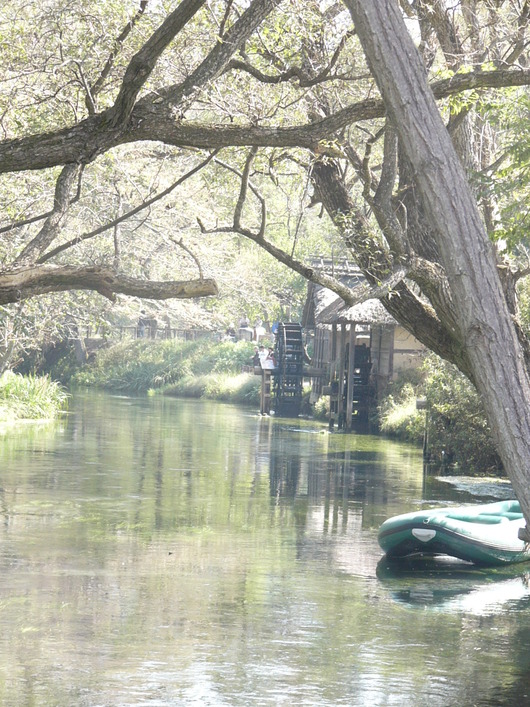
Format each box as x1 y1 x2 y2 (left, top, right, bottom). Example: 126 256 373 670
0 370 68 422
167 372 260 405
73 338 261 404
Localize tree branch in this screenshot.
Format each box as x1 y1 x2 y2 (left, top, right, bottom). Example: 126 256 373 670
168 236 203 278
0 165 84 235
212 154 266 238
38 150 218 263
234 148 257 229
153 0 283 111
502 1 530 66
88 0 149 114
371 122 409 257
225 30 356 87
14 164 81 267
107 0 207 129
2 67 530 173
0 265 218 305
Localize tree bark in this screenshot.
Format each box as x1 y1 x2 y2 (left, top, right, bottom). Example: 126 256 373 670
344 0 530 523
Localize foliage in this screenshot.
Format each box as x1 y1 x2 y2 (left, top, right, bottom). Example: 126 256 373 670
379 356 502 474
518 278 530 335
379 383 425 442
312 394 330 421
422 357 502 474
73 338 259 398
166 372 260 406
0 370 68 422
481 92 530 251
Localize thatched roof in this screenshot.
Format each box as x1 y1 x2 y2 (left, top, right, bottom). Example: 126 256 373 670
304 274 397 327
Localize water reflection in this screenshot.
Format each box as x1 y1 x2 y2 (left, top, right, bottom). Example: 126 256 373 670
0 393 528 705
377 556 530 613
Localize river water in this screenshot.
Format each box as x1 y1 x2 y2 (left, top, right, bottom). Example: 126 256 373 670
0 392 529 706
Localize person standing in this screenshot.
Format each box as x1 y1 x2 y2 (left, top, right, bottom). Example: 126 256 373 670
262 348 276 369
137 311 148 338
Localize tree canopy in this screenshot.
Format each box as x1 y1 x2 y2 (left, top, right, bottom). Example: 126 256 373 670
3 0 528 318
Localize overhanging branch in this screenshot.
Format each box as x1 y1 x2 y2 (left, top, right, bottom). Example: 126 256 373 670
0 265 218 305
38 150 218 263
2 68 529 174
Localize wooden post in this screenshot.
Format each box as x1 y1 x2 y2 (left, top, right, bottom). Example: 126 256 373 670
345 325 357 430
260 370 272 415
337 324 346 428
328 324 338 429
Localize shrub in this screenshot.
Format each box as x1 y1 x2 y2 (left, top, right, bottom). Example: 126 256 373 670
378 355 502 474
165 371 260 404
312 394 330 421
422 356 501 473
379 383 425 441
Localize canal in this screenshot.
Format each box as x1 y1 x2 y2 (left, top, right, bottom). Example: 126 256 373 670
0 391 529 706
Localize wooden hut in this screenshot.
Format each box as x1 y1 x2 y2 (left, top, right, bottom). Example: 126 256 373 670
302 262 425 430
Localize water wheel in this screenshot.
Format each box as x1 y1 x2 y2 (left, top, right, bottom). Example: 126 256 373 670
272 322 304 417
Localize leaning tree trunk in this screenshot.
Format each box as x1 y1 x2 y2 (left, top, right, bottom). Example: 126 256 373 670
344 0 530 527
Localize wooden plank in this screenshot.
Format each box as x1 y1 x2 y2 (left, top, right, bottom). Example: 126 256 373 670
303 366 327 377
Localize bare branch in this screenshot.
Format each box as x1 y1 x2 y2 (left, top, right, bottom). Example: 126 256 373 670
89 0 149 113
361 126 384 198
234 148 257 229
75 61 97 116
218 0 235 39
198 155 370 305
14 164 81 267
38 150 218 263
502 1 530 66
154 0 283 110
113 190 123 269
225 30 356 87
168 236 203 278
108 0 207 128
0 165 84 236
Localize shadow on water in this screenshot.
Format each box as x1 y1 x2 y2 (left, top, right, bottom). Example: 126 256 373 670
376 554 530 707
376 554 530 613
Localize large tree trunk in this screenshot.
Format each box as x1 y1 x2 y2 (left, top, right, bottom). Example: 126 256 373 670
344 0 530 526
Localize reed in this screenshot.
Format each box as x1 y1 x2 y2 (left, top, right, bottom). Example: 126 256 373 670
0 370 68 422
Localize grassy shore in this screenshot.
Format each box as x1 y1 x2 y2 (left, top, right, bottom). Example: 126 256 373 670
0 370 68 425
72 338 262 405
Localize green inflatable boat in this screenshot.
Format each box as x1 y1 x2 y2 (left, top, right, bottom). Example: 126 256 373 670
378 500 530 566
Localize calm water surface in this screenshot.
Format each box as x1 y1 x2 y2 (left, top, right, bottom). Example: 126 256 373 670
0 392 529 706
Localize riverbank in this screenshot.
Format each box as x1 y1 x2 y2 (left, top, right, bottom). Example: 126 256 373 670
0 370 68 426
72 337 263 405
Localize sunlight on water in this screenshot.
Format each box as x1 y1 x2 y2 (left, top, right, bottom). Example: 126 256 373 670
0 392 528 705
